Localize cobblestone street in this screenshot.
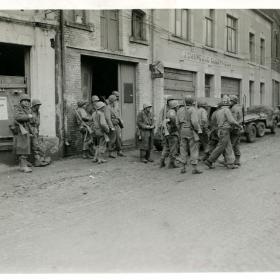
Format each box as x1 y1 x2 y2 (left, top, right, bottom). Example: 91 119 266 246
0 131 280 272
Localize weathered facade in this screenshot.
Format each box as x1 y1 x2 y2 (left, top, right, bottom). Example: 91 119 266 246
0 9 280 160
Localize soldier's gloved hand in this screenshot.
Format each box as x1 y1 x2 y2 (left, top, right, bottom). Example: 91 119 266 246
111 127 115 131
28 114 33 119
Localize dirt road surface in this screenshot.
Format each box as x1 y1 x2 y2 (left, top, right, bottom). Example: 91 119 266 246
0 132 280 273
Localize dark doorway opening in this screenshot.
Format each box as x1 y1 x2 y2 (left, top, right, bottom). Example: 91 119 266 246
81 56 118 104
0 43 25 76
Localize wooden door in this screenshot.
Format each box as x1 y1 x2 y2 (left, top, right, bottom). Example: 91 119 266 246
119 63 136 145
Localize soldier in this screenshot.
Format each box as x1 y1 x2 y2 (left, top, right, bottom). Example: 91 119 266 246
75 100 94 159
229 95 243 166
176 96 203 174
92 101 110 164
30 99 51 166
204 96 241 169
13 94 33 173
92 95 100 111
105 94 125 158
197 100 209 159
159 100 180 168
137 103 155 163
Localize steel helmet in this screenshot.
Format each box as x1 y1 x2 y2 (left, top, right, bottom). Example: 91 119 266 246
143 103 152 109
108 94 117 103
95 101 106 110
221 95 231 106
112 91 120 97
197 100 208 108
19 94 31 102
229 95 239 104
185 95 194 106
92 95 100 102
31 99 42 107
77 100 87 107
169 100 179 109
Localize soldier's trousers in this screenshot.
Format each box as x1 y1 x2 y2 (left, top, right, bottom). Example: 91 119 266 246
31 133 42 156
208 128 234 164
178 136 199 165
95 136 107 159
231 129 241 157
81 131 93 151
108 125 122 152
161 135 179 161
199 128 209 152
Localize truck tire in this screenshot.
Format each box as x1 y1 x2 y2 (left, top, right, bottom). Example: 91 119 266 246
246 123 257 143
256 122 266 137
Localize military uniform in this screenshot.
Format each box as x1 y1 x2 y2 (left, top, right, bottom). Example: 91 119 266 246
176 97 202 174
197 104 209 156
14 95 33 172
230 99 243 165
92 102 110 164
105 95 124 158
205 100 239 168
160 101 179 168
76 101 94 159
137 104 155 163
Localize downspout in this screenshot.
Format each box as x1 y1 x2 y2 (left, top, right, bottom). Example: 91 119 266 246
151 9 155 110
60 10 67 155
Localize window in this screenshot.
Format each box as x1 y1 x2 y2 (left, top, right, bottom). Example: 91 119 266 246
172 9 189 41
249 81 254 107
100 10 119 51
260 82 265 105
205 74 213 97
205 9 214 47
72 10 86 24
226 15 237 53
131 10 146 41
260 38 265 65
275 32 279 58
249 32 255 62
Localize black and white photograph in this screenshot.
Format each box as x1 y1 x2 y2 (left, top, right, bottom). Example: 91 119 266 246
0 1 280 279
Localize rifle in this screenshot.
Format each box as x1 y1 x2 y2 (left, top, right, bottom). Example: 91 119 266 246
74 107 93 135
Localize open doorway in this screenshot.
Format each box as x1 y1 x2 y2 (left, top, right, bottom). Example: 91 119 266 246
81 56 118 104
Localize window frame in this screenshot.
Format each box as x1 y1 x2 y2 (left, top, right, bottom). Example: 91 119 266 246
249 32 255 62
173 9 190 42
205 9 214 48
260 82 265 105
226 15 237 54
260 38 265 65
131 9 146 41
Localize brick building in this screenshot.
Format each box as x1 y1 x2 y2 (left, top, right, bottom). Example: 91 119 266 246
1 9 280 160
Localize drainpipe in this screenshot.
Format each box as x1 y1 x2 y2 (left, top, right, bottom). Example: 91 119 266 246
151 9 155 111
60 10 67 155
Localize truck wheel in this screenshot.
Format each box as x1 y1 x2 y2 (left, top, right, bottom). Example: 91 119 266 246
271 120 277 134
256 122 266 137
246 124 257 143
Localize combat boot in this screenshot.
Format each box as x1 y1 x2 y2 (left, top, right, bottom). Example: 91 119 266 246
192 164 203 174
226 164 238 169
82 150 88 159
180 164 186 174
43 156 52 165
168 159 178 169
203 159 215 169
117 151 125 157
234 156 241 166
146 151 154 162
109 152 116 159
34 155 49 167
26 159 33 167
19 157 32 173
140 150 148 163
159 158 166 168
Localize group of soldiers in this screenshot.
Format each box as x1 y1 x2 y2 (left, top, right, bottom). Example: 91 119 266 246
75 91 125 164
136 94 243 174
12 94 51 173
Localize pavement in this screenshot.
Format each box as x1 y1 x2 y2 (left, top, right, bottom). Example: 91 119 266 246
0 131 280 272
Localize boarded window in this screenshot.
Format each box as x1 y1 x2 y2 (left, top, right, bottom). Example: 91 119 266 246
101 10 119 51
